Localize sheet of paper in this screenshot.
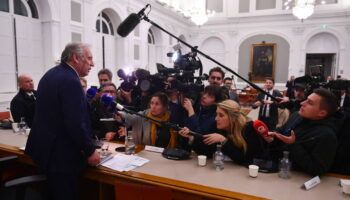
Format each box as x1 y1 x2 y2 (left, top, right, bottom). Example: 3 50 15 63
102 153 149 172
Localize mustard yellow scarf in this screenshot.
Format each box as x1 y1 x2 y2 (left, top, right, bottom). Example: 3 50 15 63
147 111 177 148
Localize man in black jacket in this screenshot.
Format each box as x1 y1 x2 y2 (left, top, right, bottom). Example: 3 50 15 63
10 75 37 127
267 88 343 176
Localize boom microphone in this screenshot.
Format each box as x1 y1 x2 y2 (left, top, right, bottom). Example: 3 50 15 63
117 4 150 37
253 120 269 136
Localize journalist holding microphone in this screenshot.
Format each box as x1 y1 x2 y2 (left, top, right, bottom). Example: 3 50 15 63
117 92 177 148
179 100 268 166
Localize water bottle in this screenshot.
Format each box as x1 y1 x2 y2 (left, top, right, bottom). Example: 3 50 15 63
213 144 224 171
125 135 135 155
278 151 292 179
18 117 27 134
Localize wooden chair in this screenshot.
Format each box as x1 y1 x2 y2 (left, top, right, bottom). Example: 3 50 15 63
114 181 173 200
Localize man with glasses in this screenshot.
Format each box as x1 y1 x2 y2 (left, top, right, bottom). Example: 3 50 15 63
90 82 124 141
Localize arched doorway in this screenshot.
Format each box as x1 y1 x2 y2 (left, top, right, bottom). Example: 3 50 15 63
305 32 340 79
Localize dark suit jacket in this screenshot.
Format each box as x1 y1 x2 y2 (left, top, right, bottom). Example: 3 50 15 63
10 89 37 127
25 62 95 174
257 90 282 127
342 95 350 111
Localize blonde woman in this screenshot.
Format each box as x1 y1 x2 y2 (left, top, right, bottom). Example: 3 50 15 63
179 99 267 165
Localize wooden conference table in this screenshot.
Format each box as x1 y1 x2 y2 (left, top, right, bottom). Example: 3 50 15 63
0 129 349 200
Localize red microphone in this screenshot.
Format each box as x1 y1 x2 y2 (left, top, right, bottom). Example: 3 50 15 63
253 120 269 136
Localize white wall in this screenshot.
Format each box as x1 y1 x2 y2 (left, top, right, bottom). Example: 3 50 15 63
0 0 349 110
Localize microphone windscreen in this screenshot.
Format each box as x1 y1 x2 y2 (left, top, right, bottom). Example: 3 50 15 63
86 87 97 100
101 94 115 106
253 120 269 136
117 13 140 37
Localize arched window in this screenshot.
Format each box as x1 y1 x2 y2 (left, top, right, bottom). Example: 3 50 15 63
14 0 39 18
148 29 155 44
96 12 114 35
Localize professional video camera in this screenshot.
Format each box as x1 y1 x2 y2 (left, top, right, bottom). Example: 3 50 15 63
117 68 167 95
295 65 350 96
159 45 208 101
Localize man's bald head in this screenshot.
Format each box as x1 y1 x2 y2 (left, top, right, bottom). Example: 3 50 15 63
18 75 34 92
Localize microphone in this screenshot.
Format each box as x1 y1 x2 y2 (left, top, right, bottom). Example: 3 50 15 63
112 102 203 138
253 120 269 136
117 4 150 37
86 87 97 100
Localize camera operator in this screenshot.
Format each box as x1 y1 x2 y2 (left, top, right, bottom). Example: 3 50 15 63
98 69 113 89
90 82 124 141
266 88 345 176
278 81 306 115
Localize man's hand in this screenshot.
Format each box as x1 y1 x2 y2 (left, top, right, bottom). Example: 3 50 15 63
269 130 296 144
203 134 226 145
87 150 100 166
182 98 195 117
277 96 289 104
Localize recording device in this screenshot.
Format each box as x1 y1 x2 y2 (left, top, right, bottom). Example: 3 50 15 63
295 65 350 97
117 4 150 37
253 120 269 136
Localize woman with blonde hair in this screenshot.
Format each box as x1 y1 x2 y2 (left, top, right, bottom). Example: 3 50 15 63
179 99 267 165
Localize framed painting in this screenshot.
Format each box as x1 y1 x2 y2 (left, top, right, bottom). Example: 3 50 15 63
250 43 276 82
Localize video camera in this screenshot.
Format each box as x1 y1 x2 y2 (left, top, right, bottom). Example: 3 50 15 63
295 65 350 96
159 45 208 101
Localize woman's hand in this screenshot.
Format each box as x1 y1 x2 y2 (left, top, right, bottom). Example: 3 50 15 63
182 98 195 117
269 130 296 144
203 134 226 145
178 127 194 140
118 127 126 137
105 132 116 141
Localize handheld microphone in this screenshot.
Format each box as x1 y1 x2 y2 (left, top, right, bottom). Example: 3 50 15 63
86 87 97 100
117 4 150 37
101 94 115 106
253 120 269 136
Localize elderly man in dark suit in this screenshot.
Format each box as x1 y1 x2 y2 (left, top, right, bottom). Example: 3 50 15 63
10 75 37 127
25 43 100 200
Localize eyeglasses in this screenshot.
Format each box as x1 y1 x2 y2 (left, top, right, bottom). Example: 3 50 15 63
102 90 116 93
209 76 222 80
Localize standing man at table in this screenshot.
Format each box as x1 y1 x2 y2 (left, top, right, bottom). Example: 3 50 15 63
25 43 100 200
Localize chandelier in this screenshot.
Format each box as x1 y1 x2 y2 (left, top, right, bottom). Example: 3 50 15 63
156 0 215 26
284 0 326 21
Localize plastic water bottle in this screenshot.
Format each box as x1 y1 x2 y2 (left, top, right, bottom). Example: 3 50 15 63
213 144 224 171
18 117 27 134
278 151 291 179
125 135 135 155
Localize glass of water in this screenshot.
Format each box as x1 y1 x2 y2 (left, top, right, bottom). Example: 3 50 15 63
125 135 135 155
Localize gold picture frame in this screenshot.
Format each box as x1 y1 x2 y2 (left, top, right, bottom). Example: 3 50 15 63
250 43 276 83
